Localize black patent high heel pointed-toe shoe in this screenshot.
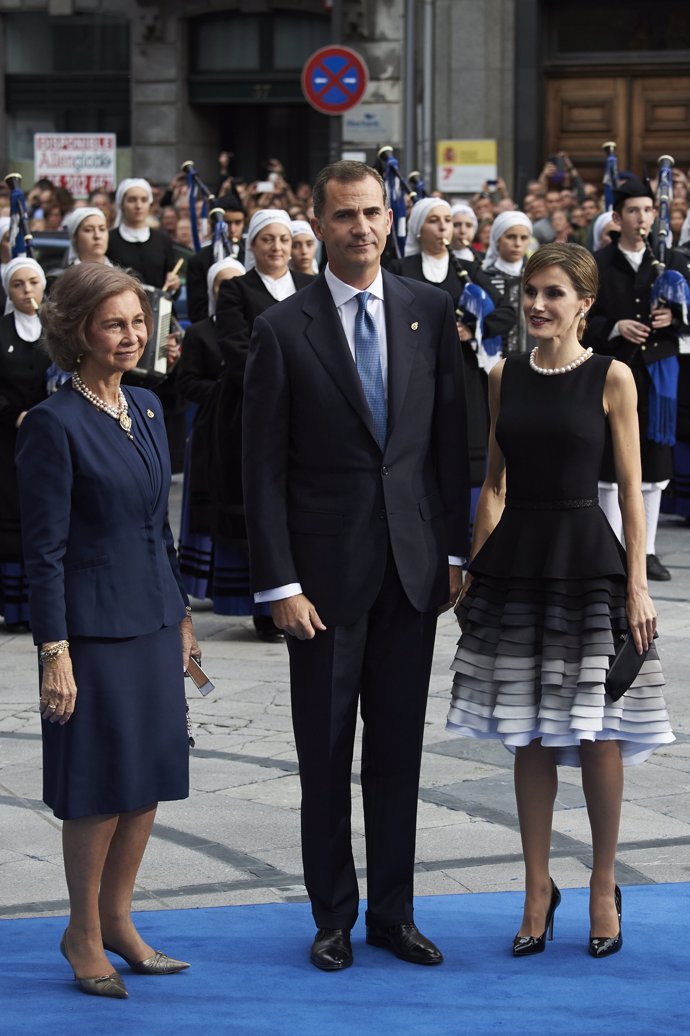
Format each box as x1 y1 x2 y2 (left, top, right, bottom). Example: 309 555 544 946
589 884 623 958
512 880 561 957
60 931 128 999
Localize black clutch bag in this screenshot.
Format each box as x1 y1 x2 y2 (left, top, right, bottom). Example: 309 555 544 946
605 630 658 702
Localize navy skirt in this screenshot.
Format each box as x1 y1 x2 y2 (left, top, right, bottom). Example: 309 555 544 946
41 624 189 820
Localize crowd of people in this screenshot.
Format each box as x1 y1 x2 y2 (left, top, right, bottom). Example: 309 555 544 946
1 148 685 994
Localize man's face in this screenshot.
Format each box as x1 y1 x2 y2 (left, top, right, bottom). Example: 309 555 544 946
224 210 245 241
311 175 391 286
614 197 656 246
545 191 561 214
581 199 598 222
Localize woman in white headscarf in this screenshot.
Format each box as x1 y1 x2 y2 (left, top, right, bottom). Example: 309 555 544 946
0 258 50 631
591 211 619 253
209 211 314 638
63 207 111 266
389 198 517 490
176 257 246 603
106 178 180 293
481 211 535 354
450 203 479 261
290 219 319 275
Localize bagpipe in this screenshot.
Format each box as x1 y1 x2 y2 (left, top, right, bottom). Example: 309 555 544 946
445 240 503 372
601 142 619 212
181 160 233 260
4 173 34 259
637 154 690 447
376 145 427 258
644 155 690 321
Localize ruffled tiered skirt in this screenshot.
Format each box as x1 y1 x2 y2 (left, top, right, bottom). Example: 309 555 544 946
447 571 674 766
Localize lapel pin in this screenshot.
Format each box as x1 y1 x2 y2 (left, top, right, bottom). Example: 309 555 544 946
410 321 419 331
146 409 155 418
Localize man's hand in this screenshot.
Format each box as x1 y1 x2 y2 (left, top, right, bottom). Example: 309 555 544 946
271 594 327 640
618 319 650 345
651 306 672 330
439 565 464 614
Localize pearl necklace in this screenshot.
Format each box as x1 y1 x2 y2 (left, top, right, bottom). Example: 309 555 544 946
529 346 593 376
71 370 133 440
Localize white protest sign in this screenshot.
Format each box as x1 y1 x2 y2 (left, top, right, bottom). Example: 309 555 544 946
34 133 116 198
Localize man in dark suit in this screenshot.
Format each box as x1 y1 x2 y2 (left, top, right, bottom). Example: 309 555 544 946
242 161 470 971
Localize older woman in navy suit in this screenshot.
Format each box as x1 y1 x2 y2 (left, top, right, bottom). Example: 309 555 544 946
16 264 199 999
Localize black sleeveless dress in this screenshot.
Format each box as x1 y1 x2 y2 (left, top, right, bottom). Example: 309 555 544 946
447 352 673 766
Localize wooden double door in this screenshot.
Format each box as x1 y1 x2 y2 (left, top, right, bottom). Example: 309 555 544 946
545 74 690 183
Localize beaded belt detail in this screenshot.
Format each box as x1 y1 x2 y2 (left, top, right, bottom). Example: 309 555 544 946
506 497 598 511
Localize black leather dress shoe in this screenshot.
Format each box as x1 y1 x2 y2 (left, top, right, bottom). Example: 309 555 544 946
646 554 671 581
310 928 352 971
366 922 443 965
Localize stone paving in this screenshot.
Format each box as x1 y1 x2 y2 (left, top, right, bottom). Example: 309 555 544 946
1 485 688 922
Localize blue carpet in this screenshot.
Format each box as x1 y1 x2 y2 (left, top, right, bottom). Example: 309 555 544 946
1 886 688 1035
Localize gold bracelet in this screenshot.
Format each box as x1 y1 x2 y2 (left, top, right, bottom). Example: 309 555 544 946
39 640 69 664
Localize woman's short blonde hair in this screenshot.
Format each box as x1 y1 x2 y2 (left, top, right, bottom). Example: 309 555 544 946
41 263 153 371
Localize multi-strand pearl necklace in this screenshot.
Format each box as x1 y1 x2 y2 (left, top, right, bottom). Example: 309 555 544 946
529 346 593 376
71 370 134 441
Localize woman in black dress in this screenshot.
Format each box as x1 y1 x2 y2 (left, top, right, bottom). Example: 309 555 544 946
389 197 516 489
448 244 673 958
0 257 49 631
16 264 199 998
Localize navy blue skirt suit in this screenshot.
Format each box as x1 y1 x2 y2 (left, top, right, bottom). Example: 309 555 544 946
16 381 190 819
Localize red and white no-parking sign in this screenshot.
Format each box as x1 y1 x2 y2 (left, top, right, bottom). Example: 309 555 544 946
301 46 369 115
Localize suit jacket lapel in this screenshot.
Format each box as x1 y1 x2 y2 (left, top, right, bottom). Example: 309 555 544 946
302 274 378 442
382 268 419 440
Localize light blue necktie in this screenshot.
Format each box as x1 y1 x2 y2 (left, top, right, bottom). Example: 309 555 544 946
354 291 387 449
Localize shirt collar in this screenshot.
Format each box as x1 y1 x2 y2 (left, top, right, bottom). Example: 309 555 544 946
324 264 384 308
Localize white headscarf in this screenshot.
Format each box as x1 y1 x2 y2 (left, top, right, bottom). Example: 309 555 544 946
482 211 533 271
2 257 45 340
244 209 292 272
63 207 107 263
404 198 452 256
450 203 478 233
290 219 316 240
592 211 617 252
290 219 319 273
115 178 153 241
206 257 246 316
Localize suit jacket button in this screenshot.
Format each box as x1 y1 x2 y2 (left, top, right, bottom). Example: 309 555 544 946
378 510 386 520
381 465 389 476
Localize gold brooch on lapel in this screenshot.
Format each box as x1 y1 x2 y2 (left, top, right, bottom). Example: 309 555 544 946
410 321 419 331
146 409 155 418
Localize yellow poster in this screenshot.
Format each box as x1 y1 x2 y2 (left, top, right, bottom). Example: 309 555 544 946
436 139 497 193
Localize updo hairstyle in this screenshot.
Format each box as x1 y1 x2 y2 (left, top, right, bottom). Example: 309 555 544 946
523 243 598 341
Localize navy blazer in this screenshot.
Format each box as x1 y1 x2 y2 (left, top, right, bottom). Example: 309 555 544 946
16 382 187 644
242 269 471 625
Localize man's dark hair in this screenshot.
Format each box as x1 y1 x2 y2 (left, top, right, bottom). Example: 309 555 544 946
312 161 386 220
